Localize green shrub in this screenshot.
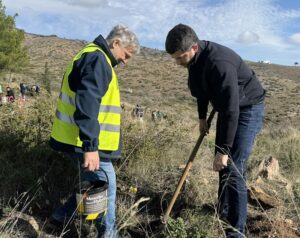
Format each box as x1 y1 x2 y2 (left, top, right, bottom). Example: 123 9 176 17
0 93 77 208
166 217 211 238
166 217 188 238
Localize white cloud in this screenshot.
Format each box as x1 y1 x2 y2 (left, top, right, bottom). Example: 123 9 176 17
237 31 260 44
2 0 300 65
289 33 300 44
62 0 108 8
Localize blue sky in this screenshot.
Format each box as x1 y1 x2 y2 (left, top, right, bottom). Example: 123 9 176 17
3 0 300 65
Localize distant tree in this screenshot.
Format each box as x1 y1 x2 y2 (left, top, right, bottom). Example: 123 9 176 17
41 62 51 94
0 1 28 73
294 62 299 66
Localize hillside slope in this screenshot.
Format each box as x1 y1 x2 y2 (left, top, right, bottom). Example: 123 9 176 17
20 33 300 127
0 33 300 238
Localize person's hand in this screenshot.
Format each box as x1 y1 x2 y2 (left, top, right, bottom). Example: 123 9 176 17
83 151 100 171
213 152 229 172
199 119 209 135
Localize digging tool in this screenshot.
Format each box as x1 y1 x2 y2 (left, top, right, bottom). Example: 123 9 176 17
163 109 216 223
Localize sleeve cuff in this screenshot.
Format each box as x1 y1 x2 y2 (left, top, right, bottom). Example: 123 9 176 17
216 145 231 155
82 140 98 152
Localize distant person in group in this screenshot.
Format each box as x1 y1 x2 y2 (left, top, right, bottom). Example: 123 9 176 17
6 86 15 102
136 104 144 118
135 104 145 119
165 24 265 238
49 24 140 237
135 104 141 115
30 85 36 96
35 84 40 94
20 83 27 100
0 84 2 94
29 84 40 96
121 103 125 111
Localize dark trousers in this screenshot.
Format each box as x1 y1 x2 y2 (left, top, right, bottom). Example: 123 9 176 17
216 102 264 238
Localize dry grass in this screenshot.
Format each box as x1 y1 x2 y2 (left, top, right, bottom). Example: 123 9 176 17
0 33 300 237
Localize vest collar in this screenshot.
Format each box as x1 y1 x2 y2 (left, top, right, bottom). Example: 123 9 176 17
93 35 118 67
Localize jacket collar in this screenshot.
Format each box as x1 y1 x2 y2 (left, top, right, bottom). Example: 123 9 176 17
188 40 207 68
93 35 118 67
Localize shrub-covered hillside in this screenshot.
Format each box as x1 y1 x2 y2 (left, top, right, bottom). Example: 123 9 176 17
0 31 300 237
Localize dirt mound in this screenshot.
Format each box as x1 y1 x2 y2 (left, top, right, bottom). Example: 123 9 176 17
247 215 300 238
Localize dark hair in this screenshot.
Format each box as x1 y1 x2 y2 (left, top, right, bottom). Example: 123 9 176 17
165 24 199 54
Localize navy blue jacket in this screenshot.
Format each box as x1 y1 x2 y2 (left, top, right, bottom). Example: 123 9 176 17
188 41 265 153
50 35 122 159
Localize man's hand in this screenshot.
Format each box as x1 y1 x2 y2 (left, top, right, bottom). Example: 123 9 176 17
83 151 100 171
199 119 209 135
213 152 229 172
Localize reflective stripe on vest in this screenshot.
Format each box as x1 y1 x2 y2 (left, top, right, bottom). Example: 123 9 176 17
59 92 121 114
51 43 121 151
55 109 120 132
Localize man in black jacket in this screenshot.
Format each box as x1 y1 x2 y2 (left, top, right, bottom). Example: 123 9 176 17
165 24 265 238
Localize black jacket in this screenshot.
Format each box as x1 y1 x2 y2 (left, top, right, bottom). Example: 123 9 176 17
188 40 265 152
49 35 122 159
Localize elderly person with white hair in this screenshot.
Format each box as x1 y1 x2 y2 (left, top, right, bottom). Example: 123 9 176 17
49 24 140 238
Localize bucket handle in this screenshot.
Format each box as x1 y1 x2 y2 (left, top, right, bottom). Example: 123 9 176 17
83 167 109 185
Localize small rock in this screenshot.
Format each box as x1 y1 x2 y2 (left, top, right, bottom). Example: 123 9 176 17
248 185 280 209
258 156 279 180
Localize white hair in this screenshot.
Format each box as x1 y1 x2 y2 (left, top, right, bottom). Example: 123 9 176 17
106 24 140 54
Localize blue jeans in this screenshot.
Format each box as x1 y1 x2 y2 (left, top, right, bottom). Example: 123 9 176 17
52 154 119 238
216 103 264 238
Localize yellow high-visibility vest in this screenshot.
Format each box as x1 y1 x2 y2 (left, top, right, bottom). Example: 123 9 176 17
51 43 121 151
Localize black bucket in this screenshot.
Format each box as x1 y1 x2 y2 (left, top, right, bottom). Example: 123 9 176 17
76 169 109 220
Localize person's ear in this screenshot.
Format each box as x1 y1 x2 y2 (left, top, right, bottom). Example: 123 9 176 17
191 43 198 53
111 39 121 49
